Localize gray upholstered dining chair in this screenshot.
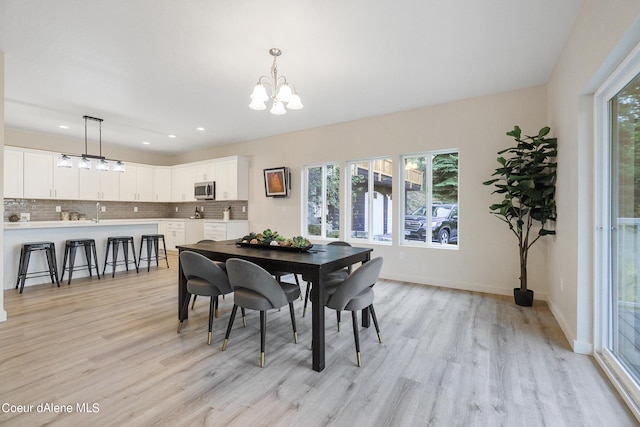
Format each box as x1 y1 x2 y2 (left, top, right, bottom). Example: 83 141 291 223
302 240 352 317
178 251 244 345
222 258 300 367
323 257 384 367
189 240 227 309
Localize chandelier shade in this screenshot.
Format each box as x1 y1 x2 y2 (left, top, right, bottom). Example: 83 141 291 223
249 48 303 115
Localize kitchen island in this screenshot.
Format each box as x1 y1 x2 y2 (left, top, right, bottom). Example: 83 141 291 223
4 219 163 290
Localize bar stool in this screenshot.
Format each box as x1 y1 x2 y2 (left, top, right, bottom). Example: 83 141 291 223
103 236 139 278
138 234 169 272
60 239 101 284
15 241 60 293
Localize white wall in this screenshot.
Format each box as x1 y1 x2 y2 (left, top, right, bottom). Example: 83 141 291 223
547 0 640 352
182 86 550 298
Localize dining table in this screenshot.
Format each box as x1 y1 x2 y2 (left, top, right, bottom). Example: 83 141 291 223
176 239 373 372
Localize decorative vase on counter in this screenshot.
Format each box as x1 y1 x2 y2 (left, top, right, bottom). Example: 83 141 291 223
60 211 70 221
9 214 20 222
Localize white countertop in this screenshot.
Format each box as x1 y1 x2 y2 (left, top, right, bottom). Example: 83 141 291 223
3 218 248 230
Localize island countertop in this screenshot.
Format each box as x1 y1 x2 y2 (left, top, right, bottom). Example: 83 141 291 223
3 218 248 230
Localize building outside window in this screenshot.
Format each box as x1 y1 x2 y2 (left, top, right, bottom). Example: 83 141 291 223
401 151 459 247
347 158 393 243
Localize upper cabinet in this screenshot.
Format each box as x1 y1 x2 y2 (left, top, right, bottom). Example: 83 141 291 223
171 165 197 202
119 163 154 202
215 156 249 200
5 148 249 202
4 148 23 198
23 151 79 200
78 160 120 201
153 167 172 202
196 162 216 182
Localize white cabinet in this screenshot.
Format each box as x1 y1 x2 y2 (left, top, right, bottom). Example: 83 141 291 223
23 151 79 200
4 148 24 198
78 160 120 201
160 221 186 251
171 165 197 202
203 220 249 241
215 156 249 200
119 163 154 201
153 167 171 202
195 162 216 182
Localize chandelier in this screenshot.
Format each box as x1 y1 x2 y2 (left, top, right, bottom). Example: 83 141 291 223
57 115 125 172
249 48 303 115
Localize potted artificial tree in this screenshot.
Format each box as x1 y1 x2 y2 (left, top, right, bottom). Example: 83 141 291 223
483 125 557 306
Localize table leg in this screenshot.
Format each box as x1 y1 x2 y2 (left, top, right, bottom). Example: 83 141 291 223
311 270 325 372
178 250 189 321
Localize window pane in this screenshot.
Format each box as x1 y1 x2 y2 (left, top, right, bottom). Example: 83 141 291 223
349 159 393 242
432 152 458 245
610 72 640 383
326 164 340 238
403 156 428 242
350 163 369 239
306 166 322 236
372 158 393 242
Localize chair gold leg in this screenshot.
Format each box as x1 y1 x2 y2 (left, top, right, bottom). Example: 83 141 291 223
207 331 212 345
337 322 341 332
214 308 219 318
177 321 183 333
260 352 265 368
356 352 362 367
294 332 298 344
221 338 228 351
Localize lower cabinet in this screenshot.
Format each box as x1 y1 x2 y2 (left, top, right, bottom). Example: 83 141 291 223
204 220 249 241
160 221 186 251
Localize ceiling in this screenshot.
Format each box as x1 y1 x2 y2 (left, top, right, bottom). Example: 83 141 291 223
0 0 583 155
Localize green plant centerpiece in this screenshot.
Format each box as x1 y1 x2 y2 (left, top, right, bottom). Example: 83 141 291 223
483 125 557 306
240 229 312 249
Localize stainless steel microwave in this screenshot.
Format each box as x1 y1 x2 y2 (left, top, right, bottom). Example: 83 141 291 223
194 181 215 200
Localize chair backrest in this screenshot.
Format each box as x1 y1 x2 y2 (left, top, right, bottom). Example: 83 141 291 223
226 258 288 308
326 257 383 311
197 239 216 244
180 251 232 294
328 240 353 272
328 241 351 247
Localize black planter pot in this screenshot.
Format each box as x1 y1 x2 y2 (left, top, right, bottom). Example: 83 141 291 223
513 288 534 307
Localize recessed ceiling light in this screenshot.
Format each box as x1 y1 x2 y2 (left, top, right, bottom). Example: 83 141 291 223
59 125 69 129
168 134 176 138
142 141 150 145
196 127 205 131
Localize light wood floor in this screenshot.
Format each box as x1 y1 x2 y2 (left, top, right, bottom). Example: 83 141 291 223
0 254 636 426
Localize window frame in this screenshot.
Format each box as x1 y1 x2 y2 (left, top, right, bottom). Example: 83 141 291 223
345 156 394 245
302 162 341 240
400 149 459 249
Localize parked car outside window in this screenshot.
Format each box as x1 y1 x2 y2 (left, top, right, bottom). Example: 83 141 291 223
404 203 458 244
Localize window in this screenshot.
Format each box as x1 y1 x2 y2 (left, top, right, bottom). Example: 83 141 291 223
595 41 640 409
303 163 340 239
347 158 393 243
401 151 458 246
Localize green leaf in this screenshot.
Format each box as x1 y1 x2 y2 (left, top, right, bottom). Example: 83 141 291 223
538 127 551 137
506 125 521 139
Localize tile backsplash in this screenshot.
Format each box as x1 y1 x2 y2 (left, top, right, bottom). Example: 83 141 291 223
4 199 249 222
